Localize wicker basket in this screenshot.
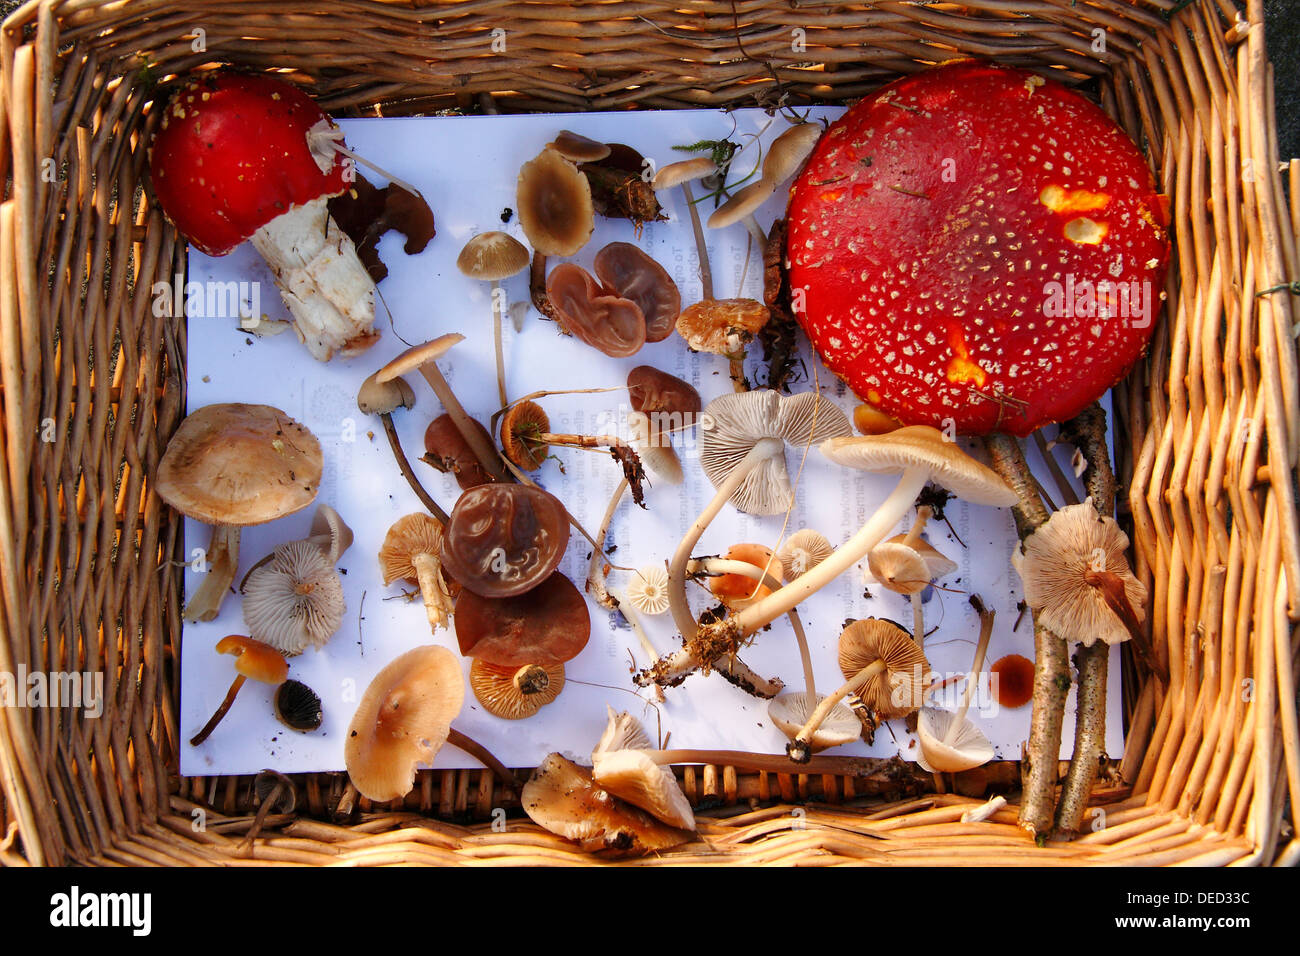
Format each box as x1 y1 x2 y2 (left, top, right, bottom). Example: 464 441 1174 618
0 0 1296 867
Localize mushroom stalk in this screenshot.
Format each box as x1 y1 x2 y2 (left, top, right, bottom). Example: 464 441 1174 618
945 597 995 743
248 197 378 361
791 659 885 754
586 479 627 610
446 728 517 789
183 525 241 622
640 749 898 775
380 411 449 523
415 363 511 483
189 674 246 747
679 181 714 300
491 279 508 409
411 552 454 631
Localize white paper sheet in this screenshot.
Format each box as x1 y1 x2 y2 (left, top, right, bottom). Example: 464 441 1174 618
178 109 1122 777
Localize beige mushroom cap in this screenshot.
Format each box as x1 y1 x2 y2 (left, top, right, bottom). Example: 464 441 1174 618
522 753 693 856
707 179 776 229
820 426 1017 507
242 538 346 656
374 333 464 383
470 659 565 720
344 645 465 802
698 389 852 515
625 563 671 615
588 708 694 832
675 298 770 356
516 148 595 257
307 502 354 565
762 122 823 185
769 691 859 752
547 130 611 163
1014 500 1147 647
838 618 929 719
916 706 995 773
457 231 531 281
777 529 834 581
157 403 323 526
867 536 957 595
357 371 415 416
593 705 653 754
651 157 717 191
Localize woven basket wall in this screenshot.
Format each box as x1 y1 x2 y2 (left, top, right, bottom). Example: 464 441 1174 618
0 0 1296 867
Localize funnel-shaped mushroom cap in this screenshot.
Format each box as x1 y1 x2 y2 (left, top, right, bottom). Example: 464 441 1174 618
242 539 346 656
867 536 957 595
469 660 565 720
158 404 322 526
457 231 531 281
916 707 994 773
517 148 595 256
374 333 463 383
308 502 354 565
523 753 693 856
357 372 415 416
215 635 289 685
820 426 1017 507
699 390 852 515
837 618 929 719
441 484 571 598
345 645 464 802
777 529 834 581
769 692 859 752
454 571 590 666
1014 501 1147 647
763 122 823 185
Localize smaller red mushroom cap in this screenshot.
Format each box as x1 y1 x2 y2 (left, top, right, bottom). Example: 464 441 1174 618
149 71 349 256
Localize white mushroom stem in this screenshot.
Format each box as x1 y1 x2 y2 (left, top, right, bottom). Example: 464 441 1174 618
249 196 377 362
415 361 511 483
665 437 786 639
793 659 886 750
411 551 454 631
183 525 241 622
961 794 1007 823
944 599 996 745
586 479 627 610
491 278 508 409
901 505 932 648
688 556 815 698
679 181 714 300
724 467 931 644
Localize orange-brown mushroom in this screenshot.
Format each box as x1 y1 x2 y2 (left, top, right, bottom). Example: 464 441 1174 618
190 635 289 746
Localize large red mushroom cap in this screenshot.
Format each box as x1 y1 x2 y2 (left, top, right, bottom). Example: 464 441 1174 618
788 60 1169 436
149 71 349 256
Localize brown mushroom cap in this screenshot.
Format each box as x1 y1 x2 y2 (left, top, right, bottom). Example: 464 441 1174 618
157 403 323 526
675 298 770 356
650 157 717 191
517 148 595 256
454 570 590 666
499 400 551 471
423 414 497 489
762 121 823 185
357 372 415 416
374 333 462 383
215 634 289 685
707 179 776 229
837 618 929 719
547 262 646 358
457 231 531 281
777 529 834 581
627 365 702 419
469 659 566 720
440 484 571 599
547 130 612 163
345 645 465 802
593 242 681 343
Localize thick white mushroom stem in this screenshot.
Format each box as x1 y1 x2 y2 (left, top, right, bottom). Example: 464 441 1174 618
411 551 454 631
250 196 377 362
724 468 931 644
689 556 815 698
665 437 786 641
183 525 241 622
790 659 886 760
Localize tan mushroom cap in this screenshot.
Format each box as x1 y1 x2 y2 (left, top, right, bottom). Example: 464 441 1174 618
241 538 346 656
215 634 289 685
676 298 770 356
522 753 693 856
457 231 531 281
707 179 776 229
345 645 465 802
698 389 852 515
837 618 929 719
868 536 957 595
627 411 683 485
762 122 823 185
820 426 1018 507
777 529 834 581
517 148 595 256
769 692 859 752
591 749 696 832
157 403 323 526
470 659 565 720
651 157 717 191
357 371 415 416
499 400 550 471
593 706 652 754
1014 500 1147 647
307 502 354 565
547 130 611 164
374 333 464 383
916 706 995 773
378 513 447 586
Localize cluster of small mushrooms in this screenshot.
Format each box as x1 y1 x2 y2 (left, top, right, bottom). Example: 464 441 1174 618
152 58 1168 852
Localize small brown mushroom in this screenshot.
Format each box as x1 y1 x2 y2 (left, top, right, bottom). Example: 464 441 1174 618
357 372 448 523
440 484 571 599
547 130 611 164
457 231 531 408
675 298 770 391
546 263 646 358
453 570 590 665
500 400 641 482
422 413 497 490
593 242 681 343
378 513 455 633
517 148 595 257
190 635 289 747
470 659 566 720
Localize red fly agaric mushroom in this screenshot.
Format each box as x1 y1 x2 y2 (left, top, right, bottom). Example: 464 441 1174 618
787 59 1170 436
148 71 379 361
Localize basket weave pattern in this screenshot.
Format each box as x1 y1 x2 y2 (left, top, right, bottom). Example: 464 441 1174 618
0 0 1296 866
